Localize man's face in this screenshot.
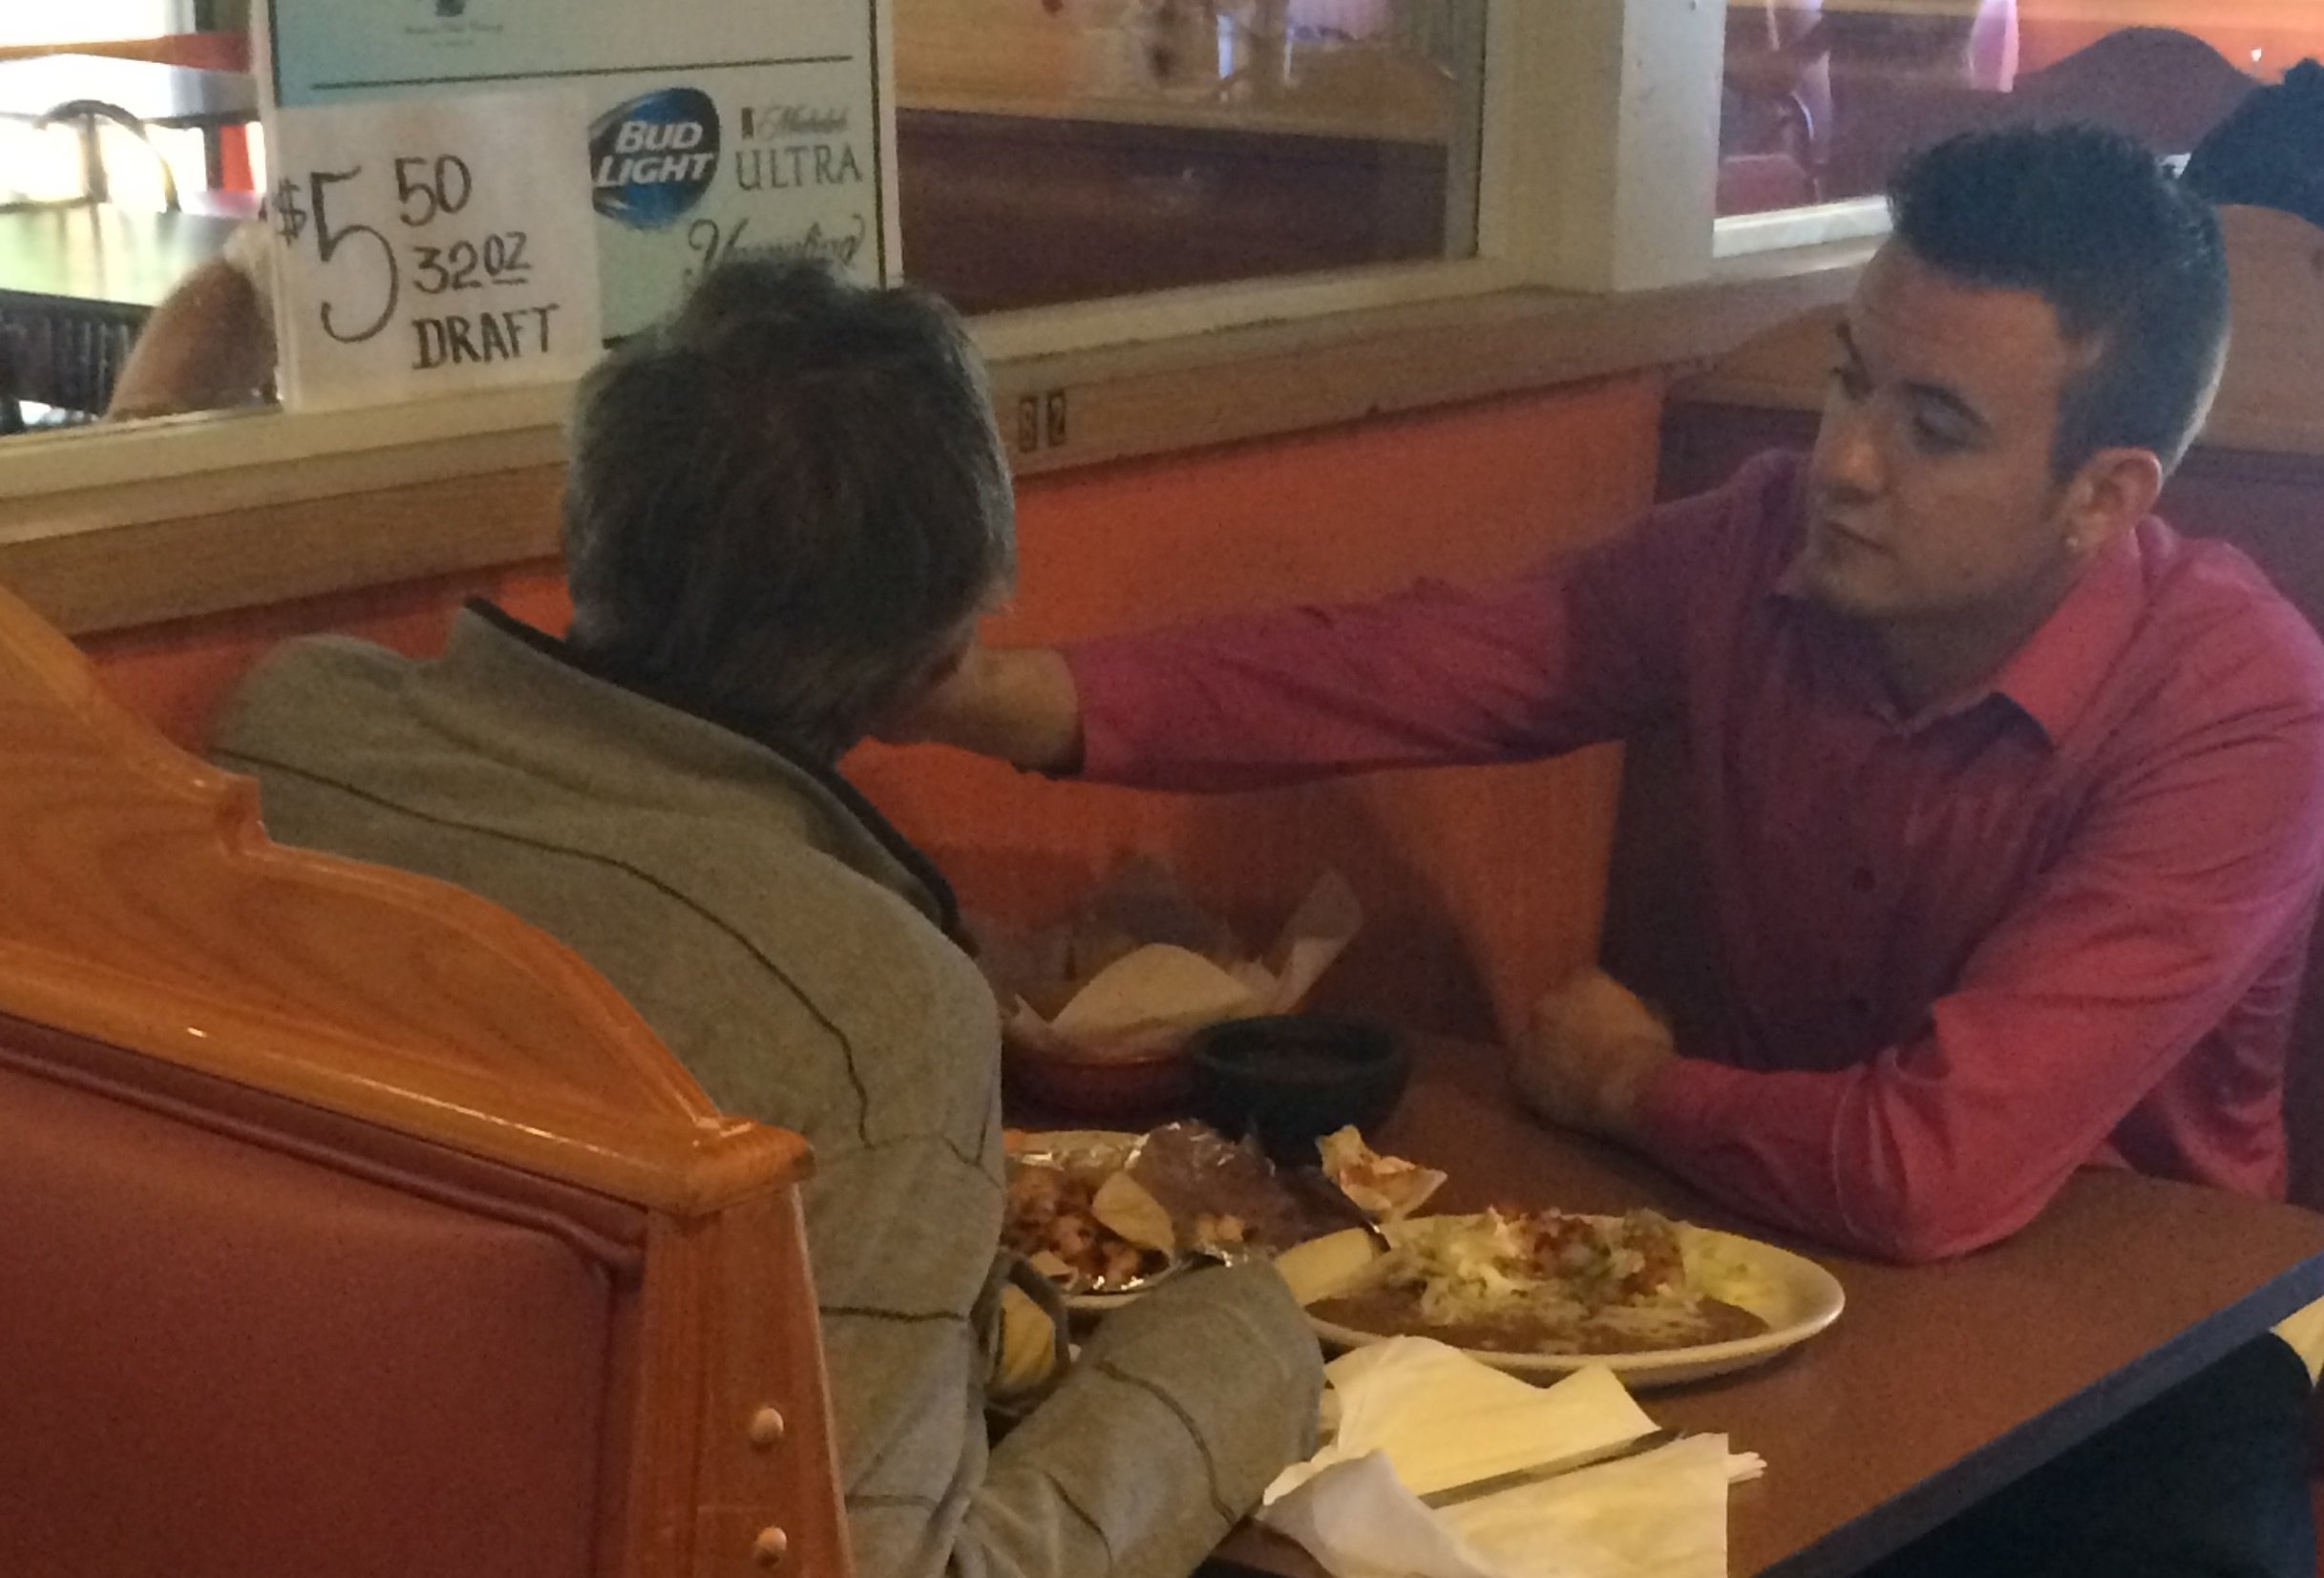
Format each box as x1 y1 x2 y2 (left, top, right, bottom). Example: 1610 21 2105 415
1798 243 2086 638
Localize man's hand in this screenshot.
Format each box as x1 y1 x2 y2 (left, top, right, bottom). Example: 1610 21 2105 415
1511 968 1677 1143
875 644 1085 773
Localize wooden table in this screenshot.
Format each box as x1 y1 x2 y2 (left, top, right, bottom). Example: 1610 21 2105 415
1207 1037 2324 1578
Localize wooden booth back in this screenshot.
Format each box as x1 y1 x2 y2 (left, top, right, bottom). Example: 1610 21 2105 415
0 579 849 1578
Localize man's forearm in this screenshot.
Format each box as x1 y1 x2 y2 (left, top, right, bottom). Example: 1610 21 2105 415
965 1263 1321 1578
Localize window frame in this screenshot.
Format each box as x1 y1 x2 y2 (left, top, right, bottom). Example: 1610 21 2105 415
1714 197 1892 261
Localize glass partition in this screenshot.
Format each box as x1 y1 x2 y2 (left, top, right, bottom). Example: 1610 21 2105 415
890 0 1489 313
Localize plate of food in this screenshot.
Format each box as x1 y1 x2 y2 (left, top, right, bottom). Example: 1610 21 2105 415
1004 1123 1402 1310
1004 1129 1188 1310
1280 1206 1844 1388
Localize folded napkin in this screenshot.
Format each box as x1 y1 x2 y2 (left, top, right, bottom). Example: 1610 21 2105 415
1259 1338 1764 1578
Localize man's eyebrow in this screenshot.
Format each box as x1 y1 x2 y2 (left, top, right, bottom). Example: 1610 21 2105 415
1834 323 1991 435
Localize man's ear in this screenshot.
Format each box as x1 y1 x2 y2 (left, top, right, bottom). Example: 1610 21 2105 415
2060 447 2166 560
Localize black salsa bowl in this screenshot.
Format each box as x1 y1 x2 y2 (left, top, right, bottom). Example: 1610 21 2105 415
1187 1014 1409 1164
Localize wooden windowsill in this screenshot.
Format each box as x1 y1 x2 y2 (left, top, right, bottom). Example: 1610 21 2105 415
986 240 1872 476
1 244 1870 639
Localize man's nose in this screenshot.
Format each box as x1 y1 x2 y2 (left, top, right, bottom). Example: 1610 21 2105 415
1814 401 1885 499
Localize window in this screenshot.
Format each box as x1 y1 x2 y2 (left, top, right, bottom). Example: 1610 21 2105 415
6 0 1753 472
889 0 1489 313
0 11 256 431
1714 2 2324 238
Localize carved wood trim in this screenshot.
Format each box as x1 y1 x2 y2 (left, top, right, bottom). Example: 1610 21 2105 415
0 577 808 1213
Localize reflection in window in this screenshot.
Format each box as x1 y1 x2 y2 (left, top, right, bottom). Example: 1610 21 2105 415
1716 1 2324 220
0 120 213 211
0 24 263 432
890 0 1488 313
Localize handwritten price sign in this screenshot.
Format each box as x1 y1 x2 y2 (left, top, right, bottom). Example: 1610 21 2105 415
267 87 601 410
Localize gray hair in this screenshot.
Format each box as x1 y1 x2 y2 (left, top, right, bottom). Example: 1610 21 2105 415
563 254 1015 757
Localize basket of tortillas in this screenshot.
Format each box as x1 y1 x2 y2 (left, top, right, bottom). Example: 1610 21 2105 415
974 857 1363 1120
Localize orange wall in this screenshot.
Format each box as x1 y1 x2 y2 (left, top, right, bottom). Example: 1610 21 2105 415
85 561 575 747
82 373 1663 1039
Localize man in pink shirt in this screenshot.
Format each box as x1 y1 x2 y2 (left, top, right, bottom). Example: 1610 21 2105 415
900 126 2324 1575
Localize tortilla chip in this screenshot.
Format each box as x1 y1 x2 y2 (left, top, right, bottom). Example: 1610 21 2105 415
1273 1229 1385 1306
1047 943 1261 1048
1091 1169 1177 1252
1319 1126 1447 1221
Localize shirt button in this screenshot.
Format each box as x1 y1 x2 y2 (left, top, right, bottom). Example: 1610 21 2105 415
1851 868 1876 893
1847 994 1873 1018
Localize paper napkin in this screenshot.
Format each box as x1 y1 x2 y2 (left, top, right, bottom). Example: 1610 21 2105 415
1258 1338 1764 1578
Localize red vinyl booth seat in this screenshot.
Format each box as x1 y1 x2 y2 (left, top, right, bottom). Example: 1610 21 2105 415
0 1016 636 1578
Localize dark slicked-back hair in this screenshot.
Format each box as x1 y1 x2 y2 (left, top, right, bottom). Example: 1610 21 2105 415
563 255 1014 757
2185 59 2324 235
1888 122 2230 477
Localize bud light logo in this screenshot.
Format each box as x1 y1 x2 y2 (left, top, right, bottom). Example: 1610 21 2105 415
589 89 719 228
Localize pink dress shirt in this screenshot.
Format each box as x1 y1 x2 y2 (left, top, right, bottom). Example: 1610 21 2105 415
1068 452 2324 1262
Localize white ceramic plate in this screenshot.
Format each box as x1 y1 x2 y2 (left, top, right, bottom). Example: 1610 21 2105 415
1005 1128 1189 1310
1296 1219 1846 1388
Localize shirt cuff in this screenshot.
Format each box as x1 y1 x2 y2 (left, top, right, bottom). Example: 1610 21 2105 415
1633 1054 1752 1162
1062 637 1151 784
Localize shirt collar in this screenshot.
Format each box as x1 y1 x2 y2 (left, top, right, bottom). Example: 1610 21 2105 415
1979 527 2147 746
1769 524 2148 745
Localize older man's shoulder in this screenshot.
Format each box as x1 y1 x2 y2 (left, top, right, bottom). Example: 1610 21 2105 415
212 636 429 769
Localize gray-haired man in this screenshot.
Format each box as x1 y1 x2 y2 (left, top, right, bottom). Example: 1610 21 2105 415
216 256 1321 1578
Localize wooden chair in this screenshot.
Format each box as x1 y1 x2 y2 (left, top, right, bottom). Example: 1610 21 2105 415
20 97 182 211
0 576 851 1578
